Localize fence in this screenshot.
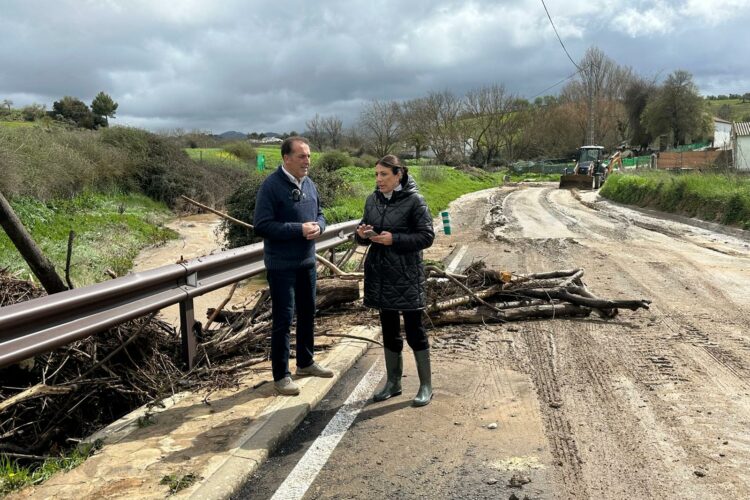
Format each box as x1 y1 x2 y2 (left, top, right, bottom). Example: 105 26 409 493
655 150 728 169
0 220 359 369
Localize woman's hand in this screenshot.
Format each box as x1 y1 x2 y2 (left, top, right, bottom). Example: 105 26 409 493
370 231 393 246
357 224 374 239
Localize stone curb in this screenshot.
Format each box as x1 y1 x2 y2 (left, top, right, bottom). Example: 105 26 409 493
181 325 380 499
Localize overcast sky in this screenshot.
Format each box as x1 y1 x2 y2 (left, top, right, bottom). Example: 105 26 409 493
1 0 749 134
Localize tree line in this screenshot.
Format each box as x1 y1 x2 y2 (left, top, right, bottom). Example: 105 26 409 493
303 47 727 166
0 92 118 129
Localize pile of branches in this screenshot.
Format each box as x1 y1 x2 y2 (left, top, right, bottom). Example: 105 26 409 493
0 268 45 307
196 277 362 367
0 272 184 460
424 262 651 326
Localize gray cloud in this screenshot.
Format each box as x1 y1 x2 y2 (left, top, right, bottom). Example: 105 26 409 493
1 0 749 133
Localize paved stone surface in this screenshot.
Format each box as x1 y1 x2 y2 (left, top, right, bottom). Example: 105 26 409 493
10 326 379 500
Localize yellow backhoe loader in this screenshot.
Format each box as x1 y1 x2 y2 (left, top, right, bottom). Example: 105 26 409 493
559 146 620 190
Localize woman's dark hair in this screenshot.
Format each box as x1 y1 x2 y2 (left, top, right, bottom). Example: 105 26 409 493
281 136 309 157
377 154 409 187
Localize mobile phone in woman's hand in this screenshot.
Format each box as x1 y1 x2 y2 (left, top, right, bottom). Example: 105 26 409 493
363 229 378 238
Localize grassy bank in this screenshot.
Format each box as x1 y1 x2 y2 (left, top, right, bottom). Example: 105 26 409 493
599 171 750 229
0 192 177 287
324 165 504 223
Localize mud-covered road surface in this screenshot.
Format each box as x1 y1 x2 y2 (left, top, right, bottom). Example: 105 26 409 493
245 182 750 499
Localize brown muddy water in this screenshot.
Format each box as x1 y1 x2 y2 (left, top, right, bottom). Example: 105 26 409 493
132 213 265 327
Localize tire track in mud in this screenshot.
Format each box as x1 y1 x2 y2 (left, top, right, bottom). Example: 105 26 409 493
541 189 624 241
605 244 750 390
520 323 587 498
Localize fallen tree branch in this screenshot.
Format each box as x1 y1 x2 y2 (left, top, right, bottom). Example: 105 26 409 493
180 194 254 230
316 254 363 280
205 282 239 331
0 384 74 413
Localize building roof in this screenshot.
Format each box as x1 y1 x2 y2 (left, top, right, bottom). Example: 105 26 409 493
733 122 750 137
714 116 732 124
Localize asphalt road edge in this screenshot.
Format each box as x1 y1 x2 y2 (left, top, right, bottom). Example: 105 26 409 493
183 325 380 500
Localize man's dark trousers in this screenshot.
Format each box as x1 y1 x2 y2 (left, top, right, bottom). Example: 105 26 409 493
267 266 317 381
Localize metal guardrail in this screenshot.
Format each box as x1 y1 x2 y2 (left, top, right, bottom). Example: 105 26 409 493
0 220 359 369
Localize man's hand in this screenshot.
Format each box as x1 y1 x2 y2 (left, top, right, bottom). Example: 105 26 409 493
302 222 321 240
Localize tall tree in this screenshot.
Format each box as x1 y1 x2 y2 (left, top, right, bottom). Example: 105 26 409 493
322 115 343 149
305 114 326 151
52 96 95 129
563 46 632 148
359 100 401 158
399 98 430 159
2 99 12 111
421 91 463 164
623 77 658 149
464 85 518 167
641 70 711 147
91 91 118 127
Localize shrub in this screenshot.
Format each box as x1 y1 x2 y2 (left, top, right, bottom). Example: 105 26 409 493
222 141 257 161
222 173 265 248
222 167 354 248
353 154 378 168
417 165 447 183
314 150 351 172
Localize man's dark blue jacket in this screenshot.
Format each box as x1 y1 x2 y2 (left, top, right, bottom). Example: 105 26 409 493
253 166 326 271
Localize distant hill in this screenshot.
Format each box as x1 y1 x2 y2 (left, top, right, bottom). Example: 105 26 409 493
705 98 750 122
217 130 247 140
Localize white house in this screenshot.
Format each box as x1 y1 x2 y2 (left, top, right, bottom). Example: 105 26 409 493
731 122 750 171
713 117 732 150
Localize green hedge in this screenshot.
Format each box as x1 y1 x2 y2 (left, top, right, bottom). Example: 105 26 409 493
600 172 750 228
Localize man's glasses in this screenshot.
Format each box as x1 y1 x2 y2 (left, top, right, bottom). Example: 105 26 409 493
291 189 306 202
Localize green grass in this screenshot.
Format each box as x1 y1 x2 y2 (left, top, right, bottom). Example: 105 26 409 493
0 441 102 495
324 165 505 223
508 172 561 182
0 120 36 128
705 98 750 122
600 171 750 229
0 192 177 286
254 146 322 168
184 147 246 167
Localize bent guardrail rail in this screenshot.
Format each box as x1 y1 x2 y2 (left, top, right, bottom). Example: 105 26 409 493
0 219 359 369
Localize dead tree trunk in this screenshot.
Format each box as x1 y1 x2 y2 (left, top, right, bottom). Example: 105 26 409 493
0 190 67 294
316 278 360 310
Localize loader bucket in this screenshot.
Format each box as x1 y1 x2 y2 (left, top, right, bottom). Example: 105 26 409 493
559 174 594 190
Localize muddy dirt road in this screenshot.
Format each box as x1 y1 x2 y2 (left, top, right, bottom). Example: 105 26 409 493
244 183 750 499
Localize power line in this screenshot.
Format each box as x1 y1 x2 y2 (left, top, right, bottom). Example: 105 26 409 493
540 0 581 71
528 69 582 101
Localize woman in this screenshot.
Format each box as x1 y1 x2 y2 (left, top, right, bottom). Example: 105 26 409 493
355 155 435 406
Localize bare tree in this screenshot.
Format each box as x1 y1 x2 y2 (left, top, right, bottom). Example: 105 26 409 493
359 100 401 158
464 85 521 167
399 98 430 160
562 46 632 148
322 115 343 149
421 91 463 164
305 113 326 151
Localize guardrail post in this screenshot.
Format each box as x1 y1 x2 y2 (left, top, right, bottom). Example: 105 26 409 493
179 298 198 369
180 272 200 369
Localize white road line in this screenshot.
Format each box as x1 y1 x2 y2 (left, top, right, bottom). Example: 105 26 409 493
446 245 467 274
270 359 385 500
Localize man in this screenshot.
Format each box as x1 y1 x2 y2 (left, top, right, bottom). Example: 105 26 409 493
254 136 334 395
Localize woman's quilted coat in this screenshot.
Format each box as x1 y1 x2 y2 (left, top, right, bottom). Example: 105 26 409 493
356 175 435 311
